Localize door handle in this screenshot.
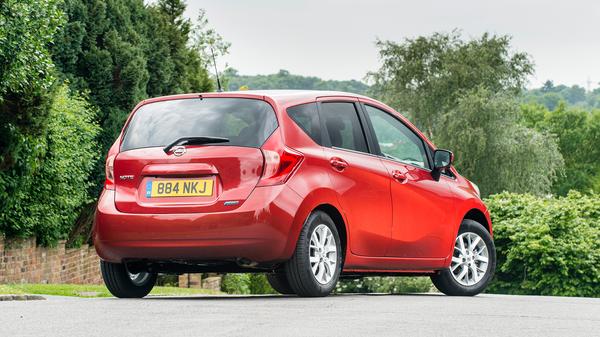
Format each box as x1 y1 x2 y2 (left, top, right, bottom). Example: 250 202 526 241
329 157 348 171
391 170 407 182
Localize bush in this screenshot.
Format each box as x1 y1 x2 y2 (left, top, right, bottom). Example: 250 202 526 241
485 192 600 297
336 277 431 294
0 85 100 245
221 273 274 294
220 274 251 294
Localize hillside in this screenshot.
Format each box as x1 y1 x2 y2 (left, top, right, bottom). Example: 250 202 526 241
224 69 370 95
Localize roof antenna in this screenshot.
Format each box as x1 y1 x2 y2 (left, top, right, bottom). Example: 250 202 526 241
210 45 223 92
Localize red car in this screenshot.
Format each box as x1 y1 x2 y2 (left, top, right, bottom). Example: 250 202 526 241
94 90 496 298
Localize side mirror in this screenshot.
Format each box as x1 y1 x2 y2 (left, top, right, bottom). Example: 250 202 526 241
432 149 453 181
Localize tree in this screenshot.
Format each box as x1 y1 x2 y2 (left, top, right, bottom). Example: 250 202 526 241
224 68 370 94
368 31 533 139
437 88 563 196
0 0 64 237
524 83 600 110
368 31 563 196
0 0 64 168
521 102 600 195
1 86 100 245
541 80 554 93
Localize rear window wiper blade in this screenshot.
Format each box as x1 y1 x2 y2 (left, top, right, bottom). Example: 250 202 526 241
163 136 229 153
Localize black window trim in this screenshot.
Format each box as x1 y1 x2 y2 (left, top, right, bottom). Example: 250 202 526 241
359 103 433 172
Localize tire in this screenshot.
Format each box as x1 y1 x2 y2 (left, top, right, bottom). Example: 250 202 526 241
284 211 343 297
100 261 157 298
266 272 295 295
431 219 496 296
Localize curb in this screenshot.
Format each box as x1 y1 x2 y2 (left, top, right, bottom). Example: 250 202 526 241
0 294 46 301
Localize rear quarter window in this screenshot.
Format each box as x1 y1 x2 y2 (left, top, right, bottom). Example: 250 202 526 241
121 98 278 151
286 103 322 145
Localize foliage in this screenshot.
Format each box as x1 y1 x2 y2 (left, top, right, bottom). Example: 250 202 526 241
191 9 231 64
336 277 431 294
521 103 600 195
0 0 68 244
367 31 564 196
436 88 564 196
524 81 600 110
0 0 64 96
225 68 370 95
368 31 533 138
220 274 275 295
0 0 63 175
52 0 218 190
485 192 600 297
0 85 100 245
221 274 251 294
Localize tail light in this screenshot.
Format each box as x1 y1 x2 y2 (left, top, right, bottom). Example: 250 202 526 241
258 133 304 186
105 155 115 190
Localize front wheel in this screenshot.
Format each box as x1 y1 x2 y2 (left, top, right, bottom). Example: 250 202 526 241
100 261 157 298
284 211 343 297
431 219 496 296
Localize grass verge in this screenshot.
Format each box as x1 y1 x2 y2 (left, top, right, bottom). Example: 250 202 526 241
0 283 220 297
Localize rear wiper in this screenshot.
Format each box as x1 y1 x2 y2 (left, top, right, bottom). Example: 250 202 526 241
163 136 229 153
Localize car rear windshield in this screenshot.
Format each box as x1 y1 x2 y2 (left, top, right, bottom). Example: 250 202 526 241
121 98 278 151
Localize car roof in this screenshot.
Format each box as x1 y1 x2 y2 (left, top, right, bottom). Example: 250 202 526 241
138 90 370 108
127 89 437 151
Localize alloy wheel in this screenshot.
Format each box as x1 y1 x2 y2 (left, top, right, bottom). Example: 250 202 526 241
309 224 338 284
450 232 489 286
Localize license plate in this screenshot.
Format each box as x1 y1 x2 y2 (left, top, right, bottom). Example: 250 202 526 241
145 179 214 198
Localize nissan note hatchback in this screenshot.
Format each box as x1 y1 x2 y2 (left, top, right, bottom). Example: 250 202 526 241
94 90 496 298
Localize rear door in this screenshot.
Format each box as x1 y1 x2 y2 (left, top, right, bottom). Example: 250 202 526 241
361 104 455 259
113 97 278 214
318 99 392 257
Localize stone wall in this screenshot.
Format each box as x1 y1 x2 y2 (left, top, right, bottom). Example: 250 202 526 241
0 235 102 284
178 273 222 291
0 234 222 290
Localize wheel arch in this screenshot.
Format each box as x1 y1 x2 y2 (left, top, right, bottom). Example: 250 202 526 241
443 203 493 267
463 208 491 235
313 203 348 259
282 187 350 261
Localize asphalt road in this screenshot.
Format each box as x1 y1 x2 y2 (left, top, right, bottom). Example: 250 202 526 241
2 293 599 337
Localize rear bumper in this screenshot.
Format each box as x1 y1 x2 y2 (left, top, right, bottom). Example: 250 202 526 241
93 184 303 264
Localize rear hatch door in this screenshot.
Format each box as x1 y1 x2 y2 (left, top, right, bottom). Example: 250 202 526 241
113 97 278 214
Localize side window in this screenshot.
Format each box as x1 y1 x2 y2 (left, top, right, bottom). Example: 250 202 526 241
320 102 368 153
365 105 430 169
287 103 321 144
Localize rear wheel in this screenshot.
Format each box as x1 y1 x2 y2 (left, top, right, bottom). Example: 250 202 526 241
266 272 295 295
100 261 157 298
284 211 343 297
431 219 496 296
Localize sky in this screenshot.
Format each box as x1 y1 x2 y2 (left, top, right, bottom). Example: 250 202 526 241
185 0 600 89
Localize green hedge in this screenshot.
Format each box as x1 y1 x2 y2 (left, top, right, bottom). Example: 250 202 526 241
0 85 100 245
221 274 274 294
336 277 431 294
485 191 600 297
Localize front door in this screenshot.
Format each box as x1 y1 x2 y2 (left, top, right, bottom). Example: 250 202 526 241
362 104 455 259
